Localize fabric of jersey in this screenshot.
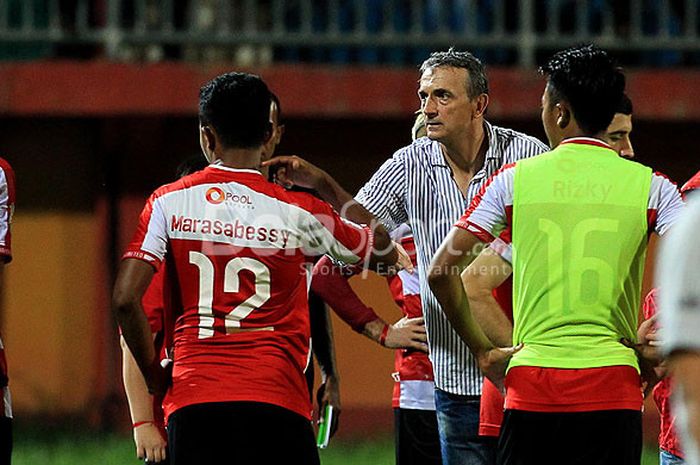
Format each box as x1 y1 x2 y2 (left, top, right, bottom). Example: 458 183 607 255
0 158 15 420
124 165 374 421
458 138 684 413
510 142 651 371
657 195 700 465
355 122 548 395
643 289 684 459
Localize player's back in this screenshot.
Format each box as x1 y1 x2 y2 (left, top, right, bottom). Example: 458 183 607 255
127 163 372 421
510 140 652 370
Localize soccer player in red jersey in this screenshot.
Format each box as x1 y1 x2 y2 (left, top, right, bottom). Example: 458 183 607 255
114 72 402 465
121 156 208 465
0 158 14 464
642 173 700 465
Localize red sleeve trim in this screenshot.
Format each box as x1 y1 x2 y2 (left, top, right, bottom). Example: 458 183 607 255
122 250 162 270
454 220 496 243
0 159 16 207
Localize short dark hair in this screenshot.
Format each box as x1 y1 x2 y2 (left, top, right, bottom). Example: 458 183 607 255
176 155 209 179
615 93 633 116
420 47 489 98
199 72 272 149
540 44 625 135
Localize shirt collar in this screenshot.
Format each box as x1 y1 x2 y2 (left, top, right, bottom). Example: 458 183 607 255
559 137 614 151
208 160 264 176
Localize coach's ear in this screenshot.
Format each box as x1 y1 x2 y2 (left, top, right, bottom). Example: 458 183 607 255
199 125 217 162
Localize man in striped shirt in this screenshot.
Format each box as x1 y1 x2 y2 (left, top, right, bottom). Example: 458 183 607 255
355 48 548 465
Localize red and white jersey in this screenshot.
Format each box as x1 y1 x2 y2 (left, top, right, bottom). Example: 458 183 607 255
0 158 14 419
458 139 684 243
124 164 374 421
388 226 435 410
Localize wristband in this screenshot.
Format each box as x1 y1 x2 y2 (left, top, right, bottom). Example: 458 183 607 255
379 324 390 347
132 420 155 429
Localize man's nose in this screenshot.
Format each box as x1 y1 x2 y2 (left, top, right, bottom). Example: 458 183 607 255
422 96 437 115
620 138 634 159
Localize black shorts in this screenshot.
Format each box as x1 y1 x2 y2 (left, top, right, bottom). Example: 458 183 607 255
0 416 10 465
394 408 442 465
497 409 642 465
168 401 319 465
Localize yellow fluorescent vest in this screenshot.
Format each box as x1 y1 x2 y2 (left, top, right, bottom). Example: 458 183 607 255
509 141 652 371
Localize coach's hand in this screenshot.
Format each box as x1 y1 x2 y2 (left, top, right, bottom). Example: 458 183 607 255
477 344 522 391
134 422 167 464
263 155 329 190
317 374 341 438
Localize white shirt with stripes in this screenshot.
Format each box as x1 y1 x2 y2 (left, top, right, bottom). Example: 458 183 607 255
356 121 548 395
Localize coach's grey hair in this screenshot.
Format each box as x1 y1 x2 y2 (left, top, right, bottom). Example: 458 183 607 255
420 47 489 99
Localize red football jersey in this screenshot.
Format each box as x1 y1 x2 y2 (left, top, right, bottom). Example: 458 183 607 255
644 289 683 458
0 158 15 419
388 234 435 410
124 164 373 421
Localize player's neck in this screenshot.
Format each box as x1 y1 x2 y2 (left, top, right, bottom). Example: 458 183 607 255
215 147 264 171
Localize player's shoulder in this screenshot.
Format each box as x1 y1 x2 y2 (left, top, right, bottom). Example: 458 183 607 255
0 157 13 175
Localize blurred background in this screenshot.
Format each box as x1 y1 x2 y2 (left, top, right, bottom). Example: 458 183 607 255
1 0 699 463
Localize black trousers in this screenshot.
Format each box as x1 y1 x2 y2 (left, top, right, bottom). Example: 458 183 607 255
168 402 319 465
497 409 642 465
0 416 10 465
394 408 442 465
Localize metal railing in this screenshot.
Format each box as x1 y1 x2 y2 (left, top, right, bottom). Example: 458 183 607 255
0 0 698 66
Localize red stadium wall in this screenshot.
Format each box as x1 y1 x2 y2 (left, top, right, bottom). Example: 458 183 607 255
0 62 695 441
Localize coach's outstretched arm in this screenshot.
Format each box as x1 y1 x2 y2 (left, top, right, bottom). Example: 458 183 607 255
263 155 408 270
428 227 519 388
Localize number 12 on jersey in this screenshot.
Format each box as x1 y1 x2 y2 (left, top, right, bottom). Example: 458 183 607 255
189 251 271 339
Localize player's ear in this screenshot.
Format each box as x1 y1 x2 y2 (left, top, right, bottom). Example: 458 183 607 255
555 103 571 129
199 125 217 161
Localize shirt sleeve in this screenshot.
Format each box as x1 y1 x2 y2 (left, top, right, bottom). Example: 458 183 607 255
311 255 379 332
455 164 515 243
122 192 169 269
650 173 684 236
300 196 375 266
657 196 700 354
355 153 408 232
141 265 166 333
0 159 16 263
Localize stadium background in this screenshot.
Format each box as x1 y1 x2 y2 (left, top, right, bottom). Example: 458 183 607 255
0 0 699 463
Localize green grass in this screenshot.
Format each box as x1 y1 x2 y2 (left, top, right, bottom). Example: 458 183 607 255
12 427 660 465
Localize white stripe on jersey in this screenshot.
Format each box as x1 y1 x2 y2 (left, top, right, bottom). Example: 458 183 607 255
465 168 683 242
141 181 369 265
356 120 548 395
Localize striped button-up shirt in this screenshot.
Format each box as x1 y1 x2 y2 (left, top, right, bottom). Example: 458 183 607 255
356 121 548 395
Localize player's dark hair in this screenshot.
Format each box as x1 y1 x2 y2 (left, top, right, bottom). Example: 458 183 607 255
540 44 625 136
199 72 272 149
176 155 209 179
616 93 633 116
420 47 489 98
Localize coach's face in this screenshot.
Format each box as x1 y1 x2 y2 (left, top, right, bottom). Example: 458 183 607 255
419 66 484 147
